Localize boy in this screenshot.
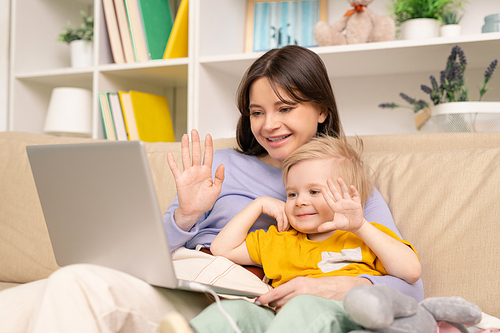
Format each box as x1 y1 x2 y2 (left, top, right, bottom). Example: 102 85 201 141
210 135 421 288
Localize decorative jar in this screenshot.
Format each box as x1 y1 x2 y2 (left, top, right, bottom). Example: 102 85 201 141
482 13 500 33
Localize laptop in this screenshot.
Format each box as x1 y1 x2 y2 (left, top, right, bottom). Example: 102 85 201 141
26 141 261 298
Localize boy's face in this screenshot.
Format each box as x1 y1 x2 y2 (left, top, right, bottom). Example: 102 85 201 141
284 158 337 236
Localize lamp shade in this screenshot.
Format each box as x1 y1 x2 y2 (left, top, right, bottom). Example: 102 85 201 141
44 87 92 137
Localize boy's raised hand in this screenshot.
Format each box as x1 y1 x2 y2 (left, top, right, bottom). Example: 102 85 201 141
167 129 225 232
319 178 365 233
258 196 288 232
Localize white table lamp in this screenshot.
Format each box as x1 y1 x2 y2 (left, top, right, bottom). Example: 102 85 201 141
44 87 92 137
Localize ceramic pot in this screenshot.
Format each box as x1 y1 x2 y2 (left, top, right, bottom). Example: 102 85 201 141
401 18 440 40
70 40 93 68
440 24 462 38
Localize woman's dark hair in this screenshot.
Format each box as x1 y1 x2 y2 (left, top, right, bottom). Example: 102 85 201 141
235 45 343 156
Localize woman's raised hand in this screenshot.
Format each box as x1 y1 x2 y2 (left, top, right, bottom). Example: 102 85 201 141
167 129 225 231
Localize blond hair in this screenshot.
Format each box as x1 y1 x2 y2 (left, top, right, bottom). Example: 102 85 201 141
281 136 373 207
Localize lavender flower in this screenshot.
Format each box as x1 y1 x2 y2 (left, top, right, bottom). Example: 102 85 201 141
479 59 498 100
400 93 416 105
379 45 497 112
485 59 498 81
378 103 398 109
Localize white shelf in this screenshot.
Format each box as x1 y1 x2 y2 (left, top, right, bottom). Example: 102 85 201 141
200 32 500 80
8 0 500 139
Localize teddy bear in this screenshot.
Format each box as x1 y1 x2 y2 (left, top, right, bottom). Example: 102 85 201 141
343 284 483 333
314 0 395 46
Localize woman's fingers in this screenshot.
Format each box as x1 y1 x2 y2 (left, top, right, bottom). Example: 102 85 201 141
180 133 191 169
203 133 214 168
191 129 202 166
166 151 181 179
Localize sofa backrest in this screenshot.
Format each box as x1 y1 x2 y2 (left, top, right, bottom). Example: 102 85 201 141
1 131 499 318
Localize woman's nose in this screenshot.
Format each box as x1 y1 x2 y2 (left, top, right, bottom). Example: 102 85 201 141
263 113 281 132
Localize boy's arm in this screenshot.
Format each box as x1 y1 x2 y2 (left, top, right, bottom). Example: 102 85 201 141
321 178 421 284
353 222 421 284
210 196 285 266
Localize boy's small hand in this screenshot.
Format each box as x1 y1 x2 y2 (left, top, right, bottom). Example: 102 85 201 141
257 197 288 232
319 178 365 233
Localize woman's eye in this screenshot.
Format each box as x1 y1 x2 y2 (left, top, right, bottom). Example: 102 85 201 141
250 110 262 117
280 107 293 113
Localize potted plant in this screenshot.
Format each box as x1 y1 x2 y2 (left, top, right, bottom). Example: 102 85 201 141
439 8 464 37
379 45 498 132
57 10 94 68
389 0 464 40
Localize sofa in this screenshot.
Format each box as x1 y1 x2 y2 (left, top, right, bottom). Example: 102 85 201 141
1 130 500 327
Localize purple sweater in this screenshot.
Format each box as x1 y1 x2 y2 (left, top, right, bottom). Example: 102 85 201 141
163 148 424 301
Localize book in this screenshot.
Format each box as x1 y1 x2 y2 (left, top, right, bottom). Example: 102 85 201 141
98 92 117 140
137 0 174 60
114 0 136 63
118 91 140 140
129 90 175 142
123 0 149 62
102 0 125 64
107 92 128 140
163 0 188 59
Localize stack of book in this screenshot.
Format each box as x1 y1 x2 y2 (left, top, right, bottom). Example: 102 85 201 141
102 0 189 63
98 90 175 142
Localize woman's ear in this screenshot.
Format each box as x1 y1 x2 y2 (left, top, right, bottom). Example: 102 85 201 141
318 107 328 124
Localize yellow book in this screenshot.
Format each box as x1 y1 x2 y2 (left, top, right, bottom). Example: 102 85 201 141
163 0 188 59
129 90 175 142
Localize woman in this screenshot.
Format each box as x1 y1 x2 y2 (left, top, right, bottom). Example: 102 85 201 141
164 45 422 310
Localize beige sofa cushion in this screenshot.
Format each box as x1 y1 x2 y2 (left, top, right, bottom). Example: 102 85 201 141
363 147 500 318
0 132 103 284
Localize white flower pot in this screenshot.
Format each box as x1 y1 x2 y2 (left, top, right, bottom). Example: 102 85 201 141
70 40 93 68
427 101 500 132
401 18 440 40
440 24 462 38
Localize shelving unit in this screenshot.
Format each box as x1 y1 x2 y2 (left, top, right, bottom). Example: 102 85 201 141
8 0 500 140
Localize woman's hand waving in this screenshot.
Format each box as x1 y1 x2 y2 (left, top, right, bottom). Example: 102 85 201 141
167 129 225 232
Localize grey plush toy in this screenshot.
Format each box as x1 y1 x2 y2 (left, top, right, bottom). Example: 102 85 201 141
344 284 483 333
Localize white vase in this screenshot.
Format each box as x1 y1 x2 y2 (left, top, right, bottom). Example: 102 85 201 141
440 24 462 38
70 40 93 68
401 18 440 40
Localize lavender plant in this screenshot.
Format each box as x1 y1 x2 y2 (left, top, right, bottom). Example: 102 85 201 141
380 45 498 112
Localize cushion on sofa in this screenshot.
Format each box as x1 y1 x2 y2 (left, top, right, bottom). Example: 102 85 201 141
0 132 103 284
363 147 500 318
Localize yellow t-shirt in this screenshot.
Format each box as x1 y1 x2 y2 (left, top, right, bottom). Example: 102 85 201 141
245 224 417 287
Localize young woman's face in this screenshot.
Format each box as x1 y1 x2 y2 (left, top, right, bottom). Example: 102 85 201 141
284 158 336 240
248 78 327 168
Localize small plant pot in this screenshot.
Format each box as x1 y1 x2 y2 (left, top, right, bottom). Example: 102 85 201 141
401 18 440 40
440 24 462 38
70 40 93 68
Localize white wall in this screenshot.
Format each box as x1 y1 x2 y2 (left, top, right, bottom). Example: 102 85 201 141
0 0 9 131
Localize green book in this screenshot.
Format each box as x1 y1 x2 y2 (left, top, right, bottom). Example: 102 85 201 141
137 0 174 60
